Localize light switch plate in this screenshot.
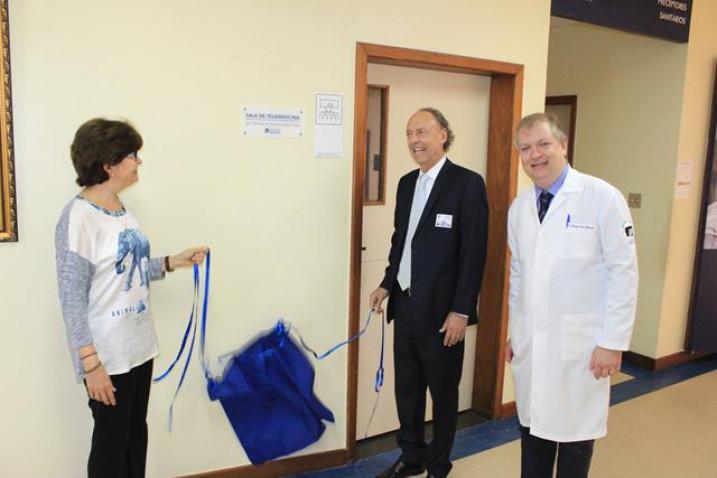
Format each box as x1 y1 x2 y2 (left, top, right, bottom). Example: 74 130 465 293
628 193 642 209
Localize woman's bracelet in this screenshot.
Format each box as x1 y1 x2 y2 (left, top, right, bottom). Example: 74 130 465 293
165 255 174 273
84 362 103 375
79 351 98 361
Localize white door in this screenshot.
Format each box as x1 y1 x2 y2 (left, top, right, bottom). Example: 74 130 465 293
357 63 491 439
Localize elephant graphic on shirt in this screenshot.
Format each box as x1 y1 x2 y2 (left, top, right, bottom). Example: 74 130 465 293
115 228 150 291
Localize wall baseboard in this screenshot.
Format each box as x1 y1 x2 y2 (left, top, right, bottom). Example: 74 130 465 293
623 350 712 371
179 449 347 478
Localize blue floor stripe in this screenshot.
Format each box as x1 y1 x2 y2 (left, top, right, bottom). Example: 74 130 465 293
294 355 717 478
612 355 717 405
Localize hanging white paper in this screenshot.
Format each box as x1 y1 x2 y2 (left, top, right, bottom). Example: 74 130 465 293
675 159 693 199
314 94 343 158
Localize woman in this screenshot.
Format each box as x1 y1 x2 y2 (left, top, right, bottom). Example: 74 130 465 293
55 118 207 478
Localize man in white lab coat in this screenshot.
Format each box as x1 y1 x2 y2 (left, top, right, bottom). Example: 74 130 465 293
506 113 638 478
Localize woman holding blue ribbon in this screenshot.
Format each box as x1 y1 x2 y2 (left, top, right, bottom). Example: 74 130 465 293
55 118 207 478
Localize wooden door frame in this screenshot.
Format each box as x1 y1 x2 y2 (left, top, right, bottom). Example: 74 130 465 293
545 95 578 165
347 42 523 456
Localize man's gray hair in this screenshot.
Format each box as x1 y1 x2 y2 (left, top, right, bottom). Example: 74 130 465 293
514 112 568 147
419 107 455 152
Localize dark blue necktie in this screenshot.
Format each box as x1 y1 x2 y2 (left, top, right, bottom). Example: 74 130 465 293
538 191 554 223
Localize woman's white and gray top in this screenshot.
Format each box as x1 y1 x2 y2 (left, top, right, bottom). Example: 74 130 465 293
55 196 165 381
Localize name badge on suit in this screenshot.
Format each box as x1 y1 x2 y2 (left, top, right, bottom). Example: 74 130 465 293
435 213 453 228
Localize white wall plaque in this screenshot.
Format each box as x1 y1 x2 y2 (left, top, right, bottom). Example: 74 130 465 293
242 106 304 138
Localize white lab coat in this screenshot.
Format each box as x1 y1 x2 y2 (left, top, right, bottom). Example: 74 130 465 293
508 168 638 442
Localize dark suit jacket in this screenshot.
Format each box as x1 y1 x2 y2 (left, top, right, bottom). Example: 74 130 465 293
380 159 488 328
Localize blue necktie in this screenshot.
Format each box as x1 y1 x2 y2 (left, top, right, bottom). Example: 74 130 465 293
397 174 429 290
538 191 553 223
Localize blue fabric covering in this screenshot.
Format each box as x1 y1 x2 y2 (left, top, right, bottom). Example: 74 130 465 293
155 253 338 464
206 322 335 464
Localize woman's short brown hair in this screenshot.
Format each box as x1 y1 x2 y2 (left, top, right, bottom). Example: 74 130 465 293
70 118 143 187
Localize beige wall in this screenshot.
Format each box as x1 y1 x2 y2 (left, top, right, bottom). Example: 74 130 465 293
0 1 551 476
658 0 717 356
546 22 688 357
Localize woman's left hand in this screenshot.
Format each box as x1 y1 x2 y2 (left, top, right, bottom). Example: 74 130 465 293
168 246 209 270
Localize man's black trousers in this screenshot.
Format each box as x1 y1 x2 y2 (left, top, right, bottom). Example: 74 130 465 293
393 288 464 477
520 426 595 478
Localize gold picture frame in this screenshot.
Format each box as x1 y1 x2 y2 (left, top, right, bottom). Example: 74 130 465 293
0 0 16 242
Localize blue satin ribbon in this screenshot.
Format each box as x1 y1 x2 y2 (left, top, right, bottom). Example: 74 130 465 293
199 250 211 380
152 256 202 430
292 308 385 393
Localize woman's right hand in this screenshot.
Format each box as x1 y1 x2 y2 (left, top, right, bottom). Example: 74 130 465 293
168 246 209 270
85 364 116 406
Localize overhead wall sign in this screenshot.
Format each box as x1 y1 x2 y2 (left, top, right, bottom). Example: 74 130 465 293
242 106 304 138
552 0 692 43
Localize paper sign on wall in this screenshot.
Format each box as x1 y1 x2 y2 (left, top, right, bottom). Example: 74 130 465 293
675 159 693 199
243 107 304 138
314 94 343 158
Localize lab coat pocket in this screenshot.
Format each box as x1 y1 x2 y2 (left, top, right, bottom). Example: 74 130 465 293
564 226 599 257
561 314 599 362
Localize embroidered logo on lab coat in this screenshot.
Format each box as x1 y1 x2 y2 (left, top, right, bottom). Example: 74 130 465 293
623 221 635 237
566 214 595 230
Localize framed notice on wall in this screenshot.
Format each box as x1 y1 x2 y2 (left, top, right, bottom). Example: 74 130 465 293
687 64 717 352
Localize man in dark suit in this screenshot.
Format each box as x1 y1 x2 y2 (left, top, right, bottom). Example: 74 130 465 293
370 107 488 478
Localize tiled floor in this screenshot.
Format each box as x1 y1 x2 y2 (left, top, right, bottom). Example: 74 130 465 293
294 355 717 478
354 410 487 459
449 366 717 477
